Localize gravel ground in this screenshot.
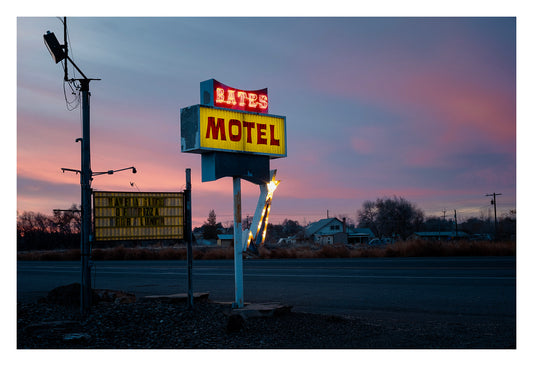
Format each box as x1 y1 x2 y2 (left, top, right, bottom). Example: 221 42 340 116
17 293 515 349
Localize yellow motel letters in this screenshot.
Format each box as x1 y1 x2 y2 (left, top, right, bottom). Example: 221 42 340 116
199 106 286 157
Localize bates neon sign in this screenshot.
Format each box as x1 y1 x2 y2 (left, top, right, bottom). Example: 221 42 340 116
200 79 268 114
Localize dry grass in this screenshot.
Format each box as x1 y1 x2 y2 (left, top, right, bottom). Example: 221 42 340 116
17 240 515 261
360 239 516 258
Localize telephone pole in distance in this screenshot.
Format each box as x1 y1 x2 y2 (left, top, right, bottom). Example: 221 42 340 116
486 193 502 240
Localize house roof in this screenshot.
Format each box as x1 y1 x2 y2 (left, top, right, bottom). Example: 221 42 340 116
349 228 375 237
217 234 234 240
304 217 367 237
304 218 344 237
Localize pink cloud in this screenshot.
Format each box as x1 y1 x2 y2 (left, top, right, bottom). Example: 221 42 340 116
303 31 515 162
349 127 381 155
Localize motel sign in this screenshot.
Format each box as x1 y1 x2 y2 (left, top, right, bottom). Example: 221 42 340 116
180 79 287 308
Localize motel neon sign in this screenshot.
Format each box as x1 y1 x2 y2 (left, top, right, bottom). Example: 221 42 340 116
181 79 286 158
182 105 287 157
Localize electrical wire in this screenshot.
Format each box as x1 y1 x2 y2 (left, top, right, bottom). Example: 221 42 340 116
62 79 80 111
130 182 142 192
58 17 82 112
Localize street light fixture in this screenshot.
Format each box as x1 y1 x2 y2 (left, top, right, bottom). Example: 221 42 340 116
44 29 88 80
92 166 137 177
62 166 137 177
43 31 66 63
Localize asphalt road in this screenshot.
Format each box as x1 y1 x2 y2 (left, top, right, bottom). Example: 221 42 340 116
17 257 516 320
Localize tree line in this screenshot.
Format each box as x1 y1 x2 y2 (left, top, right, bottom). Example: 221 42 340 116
356 196 516 241
17 196 516 251
17 204 81 251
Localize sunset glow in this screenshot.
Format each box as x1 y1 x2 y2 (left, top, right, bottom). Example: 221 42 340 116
16 17 516 228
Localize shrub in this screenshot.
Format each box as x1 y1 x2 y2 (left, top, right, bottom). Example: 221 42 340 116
159 248 187 260
201 247 233 260
317 245 350 258
17 239 515 260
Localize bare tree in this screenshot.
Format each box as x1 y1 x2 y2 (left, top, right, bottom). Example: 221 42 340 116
17 211 53 235
357 200 380 237
52 204 81 234
357 196 424 239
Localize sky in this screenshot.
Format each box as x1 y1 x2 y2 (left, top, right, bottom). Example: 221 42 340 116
15 14 519 228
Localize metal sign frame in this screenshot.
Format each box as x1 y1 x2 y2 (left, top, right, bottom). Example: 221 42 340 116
93 191 185 241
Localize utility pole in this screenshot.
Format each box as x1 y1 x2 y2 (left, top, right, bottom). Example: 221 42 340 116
45 19 134 316
486 193 502 240
43 20 95 313
454 209 458 238
438 209 446 240
79 78 93 316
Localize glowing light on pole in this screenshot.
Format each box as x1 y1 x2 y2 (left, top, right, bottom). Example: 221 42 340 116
244 170 280 251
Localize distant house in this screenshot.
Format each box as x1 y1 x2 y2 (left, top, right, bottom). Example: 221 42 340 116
349 227 375 244
304 218 375 245
277 233 303 245
217 234 234 246
409 231 469 241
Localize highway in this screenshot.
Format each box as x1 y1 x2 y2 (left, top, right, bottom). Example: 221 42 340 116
17 257 516 320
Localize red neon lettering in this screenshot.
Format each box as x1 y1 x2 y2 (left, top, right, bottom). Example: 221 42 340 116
237 91 247 107
269 124 280 146
228 119 242 142
206 117 227 140
226 89 237 105
242 121 255 143
258 95 268 109
248 93 258 108
216 88 225 104
211 81 268 113
257 123 267 144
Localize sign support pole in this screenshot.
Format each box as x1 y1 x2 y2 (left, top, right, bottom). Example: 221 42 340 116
233 177 244 308
80 79 92 317
185 169 193 309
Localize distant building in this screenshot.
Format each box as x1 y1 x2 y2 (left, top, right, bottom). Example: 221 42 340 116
409 231 469 241
349 227 376 244
217 234 234 246
304 218 375 245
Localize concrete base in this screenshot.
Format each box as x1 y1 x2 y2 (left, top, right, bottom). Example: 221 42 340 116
230 302 292 319
140 292 209 304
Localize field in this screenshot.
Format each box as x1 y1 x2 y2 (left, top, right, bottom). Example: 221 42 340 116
17 239 516 261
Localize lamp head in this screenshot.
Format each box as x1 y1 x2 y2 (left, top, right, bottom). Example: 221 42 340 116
43 31 66 64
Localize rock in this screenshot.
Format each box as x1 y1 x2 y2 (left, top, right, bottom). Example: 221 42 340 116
42 283 102 307
140 292 209 304
94 289 136 304
63 333 91 343
24 320 79 334
43 283 82 307
226 314 244 333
